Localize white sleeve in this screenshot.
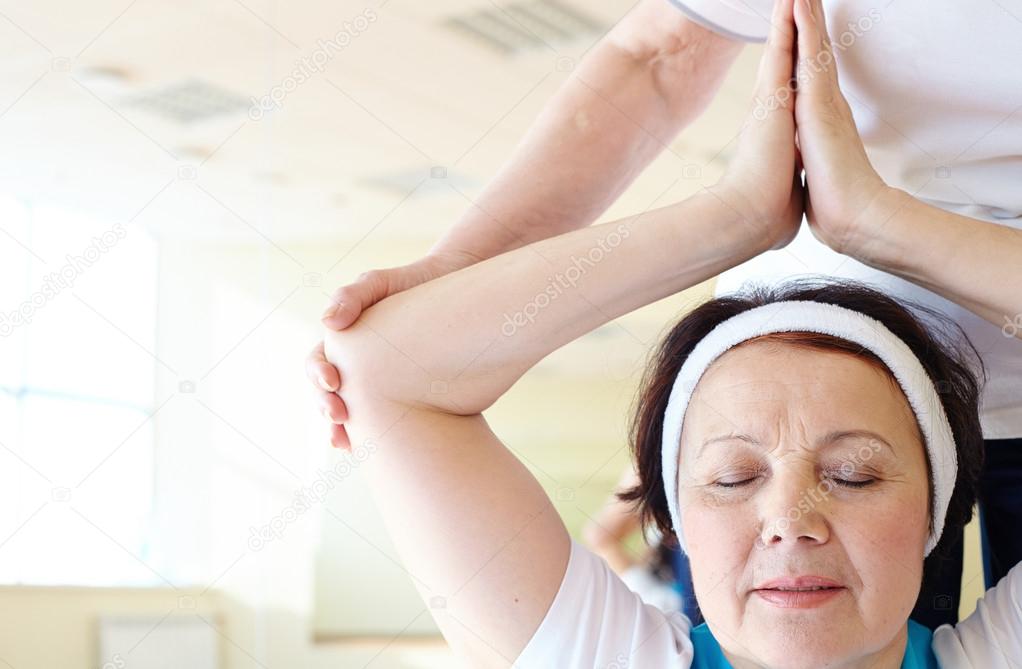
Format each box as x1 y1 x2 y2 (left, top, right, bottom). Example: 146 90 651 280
932 560 1022 667
513 537 694 668
666 0 775 42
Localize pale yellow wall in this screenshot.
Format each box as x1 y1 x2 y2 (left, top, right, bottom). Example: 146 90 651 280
960 515 985 620
0 586 225 668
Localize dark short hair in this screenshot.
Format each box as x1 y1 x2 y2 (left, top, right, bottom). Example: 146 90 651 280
617 277 986 564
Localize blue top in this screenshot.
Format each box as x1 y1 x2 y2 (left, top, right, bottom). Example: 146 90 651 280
690 619 939 668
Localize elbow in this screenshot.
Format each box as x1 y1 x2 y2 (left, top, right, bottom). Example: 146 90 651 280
320 275 514 416
322 317 485 417
321 320 429 412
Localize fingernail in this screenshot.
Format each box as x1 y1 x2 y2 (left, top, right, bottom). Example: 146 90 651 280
318 375 332 392
321 302 341 320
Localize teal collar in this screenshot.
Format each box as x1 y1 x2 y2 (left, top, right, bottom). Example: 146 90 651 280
690 619 939 668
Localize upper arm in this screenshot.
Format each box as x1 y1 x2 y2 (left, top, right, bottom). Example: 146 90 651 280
323 325 571 667
606 0 747 64
514 538 695 667
933 560 1022 666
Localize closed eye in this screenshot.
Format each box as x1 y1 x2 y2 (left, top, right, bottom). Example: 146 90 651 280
714 477 759 488
831 477 875 489
713 475 873 489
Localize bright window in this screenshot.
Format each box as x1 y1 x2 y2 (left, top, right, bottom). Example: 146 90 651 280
0 195 159 586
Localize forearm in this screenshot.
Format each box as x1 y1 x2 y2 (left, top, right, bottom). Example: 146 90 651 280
430 2 742 262
587 539 637 574
852 188 1022 337
583 506 642 574
325 189 769 415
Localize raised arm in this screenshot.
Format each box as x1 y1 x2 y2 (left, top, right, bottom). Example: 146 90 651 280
321 4 799 664
429 0 745 260
310 0 746 447
792 0 1022 338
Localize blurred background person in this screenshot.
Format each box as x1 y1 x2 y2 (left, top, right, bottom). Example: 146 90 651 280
582 464 703 624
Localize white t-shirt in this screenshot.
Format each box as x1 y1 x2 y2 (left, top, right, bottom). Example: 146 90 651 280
670 0 1022 439
513 538 1022 667
620 562 684 614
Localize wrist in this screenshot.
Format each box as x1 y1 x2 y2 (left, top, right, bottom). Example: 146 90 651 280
426 209 531 267
841 186 913 269
694 186 780 261
702 182 788 256
423 246 485 271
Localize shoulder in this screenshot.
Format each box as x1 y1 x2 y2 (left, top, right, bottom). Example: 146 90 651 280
932 561 1022 667
513 537 694 668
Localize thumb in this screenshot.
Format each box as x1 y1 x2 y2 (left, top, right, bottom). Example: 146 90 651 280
320 268 393 330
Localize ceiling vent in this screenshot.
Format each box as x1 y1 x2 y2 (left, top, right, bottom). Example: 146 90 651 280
122 79 250 124
444 0 606 54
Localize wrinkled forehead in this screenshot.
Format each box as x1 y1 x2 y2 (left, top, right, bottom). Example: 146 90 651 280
678 340 922 456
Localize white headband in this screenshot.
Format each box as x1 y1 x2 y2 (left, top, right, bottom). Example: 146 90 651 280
660 300 958 557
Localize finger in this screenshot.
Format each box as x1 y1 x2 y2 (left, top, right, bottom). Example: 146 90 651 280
320 269 392 330
794 0 839 93
755 0 797 103
305 341 341 392
330 423 352 451
810 0 832 47
317 390 349 424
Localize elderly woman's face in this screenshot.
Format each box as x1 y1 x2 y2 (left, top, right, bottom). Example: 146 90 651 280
677 340 931 669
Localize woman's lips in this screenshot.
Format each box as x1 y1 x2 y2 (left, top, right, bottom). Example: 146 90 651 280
751 576 846 609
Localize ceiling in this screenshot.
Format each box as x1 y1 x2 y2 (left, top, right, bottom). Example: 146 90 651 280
0 0 761 249
0 0 766 371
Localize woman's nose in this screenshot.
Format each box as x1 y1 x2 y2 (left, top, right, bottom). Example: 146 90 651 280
756 469 832 549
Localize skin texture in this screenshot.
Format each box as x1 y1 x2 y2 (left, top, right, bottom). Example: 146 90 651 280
307 1 746 449
678 340 931 669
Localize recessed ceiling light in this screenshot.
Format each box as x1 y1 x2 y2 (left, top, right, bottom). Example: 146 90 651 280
443 0 605 55
122 79 249 124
